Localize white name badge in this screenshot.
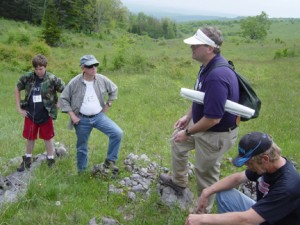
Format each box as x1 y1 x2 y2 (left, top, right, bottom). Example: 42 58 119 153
87 95 96 102
33 95 42 103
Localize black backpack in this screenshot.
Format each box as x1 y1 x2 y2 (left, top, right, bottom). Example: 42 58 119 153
210 60 261 121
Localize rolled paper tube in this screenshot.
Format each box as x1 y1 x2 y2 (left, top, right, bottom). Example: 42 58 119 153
180 88 255 119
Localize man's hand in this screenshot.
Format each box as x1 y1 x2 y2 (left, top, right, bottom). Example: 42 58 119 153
172 129 190 142
18 108 28 117
102 104 109 113
194 191 209 214
174 115 190 130
71 114 80 125
185 214 203 225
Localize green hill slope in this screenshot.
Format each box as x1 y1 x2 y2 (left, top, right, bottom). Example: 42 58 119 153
0 18 299 224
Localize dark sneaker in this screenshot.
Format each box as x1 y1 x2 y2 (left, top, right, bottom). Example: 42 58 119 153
104 159 119 176
17 155 32 172
159 173 185 196
47 158 55 167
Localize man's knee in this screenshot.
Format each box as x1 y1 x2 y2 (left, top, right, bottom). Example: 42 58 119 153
114 128 123 140
216 191 229 213
216 190 233 203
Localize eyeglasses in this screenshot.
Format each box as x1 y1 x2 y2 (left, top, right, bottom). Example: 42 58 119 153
84 64 99 69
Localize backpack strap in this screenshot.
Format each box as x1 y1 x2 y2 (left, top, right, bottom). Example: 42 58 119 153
208 60 235 73
207 60 241 124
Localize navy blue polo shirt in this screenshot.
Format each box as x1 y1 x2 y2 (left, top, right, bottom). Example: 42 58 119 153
192 55 239 132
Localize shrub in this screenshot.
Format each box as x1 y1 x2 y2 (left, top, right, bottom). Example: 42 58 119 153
102 55 107 69
130 54 146 72
30 41 51 56
274 38 285 44
112 54 125 70
274 48 296 59
6 30 31 46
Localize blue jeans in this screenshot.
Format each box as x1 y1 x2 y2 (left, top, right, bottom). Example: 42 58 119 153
216 188 256 213
75 112 123 172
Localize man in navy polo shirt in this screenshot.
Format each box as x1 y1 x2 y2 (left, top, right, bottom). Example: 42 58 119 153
160 26 239 212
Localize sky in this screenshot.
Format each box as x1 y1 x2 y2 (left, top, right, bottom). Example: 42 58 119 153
120 0 300 18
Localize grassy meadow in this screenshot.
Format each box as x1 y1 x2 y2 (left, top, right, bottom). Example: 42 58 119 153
0 18 300 224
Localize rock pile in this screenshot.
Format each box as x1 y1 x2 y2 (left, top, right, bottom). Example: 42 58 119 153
88 153 196 224
1 149 264 224
0 142 68 208
90 153 195 207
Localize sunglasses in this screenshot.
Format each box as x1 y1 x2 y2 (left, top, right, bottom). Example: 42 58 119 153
84 63 99 69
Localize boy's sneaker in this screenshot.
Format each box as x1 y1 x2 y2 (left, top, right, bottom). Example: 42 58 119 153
47 158 55 168
159 174 185 196
104 159 119 176
17 155 32 172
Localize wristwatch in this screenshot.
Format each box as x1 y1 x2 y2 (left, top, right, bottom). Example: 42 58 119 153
106 102 112 107
185 129 192 136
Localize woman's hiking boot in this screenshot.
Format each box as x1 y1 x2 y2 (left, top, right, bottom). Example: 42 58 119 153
17 155 32 172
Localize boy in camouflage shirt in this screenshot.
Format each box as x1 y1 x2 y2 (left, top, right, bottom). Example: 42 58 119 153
15 54 65 171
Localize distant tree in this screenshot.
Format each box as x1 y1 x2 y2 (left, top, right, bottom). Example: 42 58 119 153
81 0 98 33
95 0 128 33
128 13 177 39
0 0 128 34
56 0 96 32
27 0 46 24
161 18 177 39
41 3 61 46
240 11 271 40
128 13 148 35
0 0 45 23
145 16 161 38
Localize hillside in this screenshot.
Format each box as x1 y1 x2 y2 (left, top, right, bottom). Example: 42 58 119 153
0 18 300 224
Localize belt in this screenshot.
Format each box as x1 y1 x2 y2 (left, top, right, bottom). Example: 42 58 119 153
210 125 238 133
227 125 238 132
78 112 99 118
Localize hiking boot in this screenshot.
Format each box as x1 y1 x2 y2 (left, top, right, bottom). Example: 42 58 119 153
159 173 185 196
17 155 32 172
104 159 119 176
47 158 55 168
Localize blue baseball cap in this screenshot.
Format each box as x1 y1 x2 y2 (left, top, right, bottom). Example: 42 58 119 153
232 132 273 167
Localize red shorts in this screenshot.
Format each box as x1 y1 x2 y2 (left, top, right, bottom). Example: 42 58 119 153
23 117 55 140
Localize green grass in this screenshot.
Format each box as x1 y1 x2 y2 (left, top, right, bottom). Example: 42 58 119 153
0 18 300 224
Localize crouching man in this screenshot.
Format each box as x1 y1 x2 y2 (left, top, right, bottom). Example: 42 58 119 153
186 132 300 225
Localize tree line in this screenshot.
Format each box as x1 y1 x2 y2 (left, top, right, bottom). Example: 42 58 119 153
0 0 178 45
0 1 271 46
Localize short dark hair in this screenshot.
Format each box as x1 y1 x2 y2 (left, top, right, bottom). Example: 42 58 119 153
201 26 223 54
32 54 48 68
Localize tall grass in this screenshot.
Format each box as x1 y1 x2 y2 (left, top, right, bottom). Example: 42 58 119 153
0 18 299 224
